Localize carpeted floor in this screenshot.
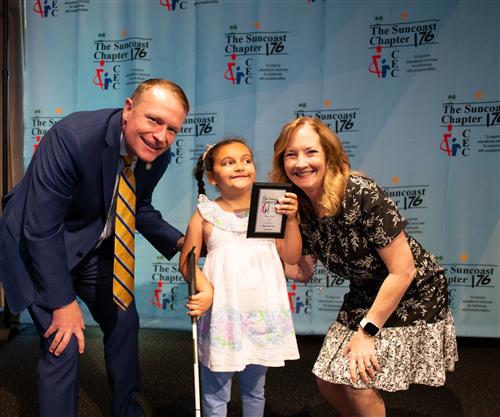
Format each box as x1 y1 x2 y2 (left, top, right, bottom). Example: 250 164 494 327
0 325 499 417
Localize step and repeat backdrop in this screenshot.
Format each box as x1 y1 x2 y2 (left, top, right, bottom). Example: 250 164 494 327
21 0 499 337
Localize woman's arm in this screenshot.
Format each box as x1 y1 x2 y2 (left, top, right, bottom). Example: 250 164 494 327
178 210 214 317
344 231 417 384
364 232 417 327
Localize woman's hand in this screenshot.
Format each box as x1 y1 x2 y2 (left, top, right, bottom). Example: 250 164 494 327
343 328 381 384
276 192 298 220
186 285 214 317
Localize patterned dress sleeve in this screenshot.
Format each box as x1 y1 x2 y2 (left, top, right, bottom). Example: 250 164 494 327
353 176 407 248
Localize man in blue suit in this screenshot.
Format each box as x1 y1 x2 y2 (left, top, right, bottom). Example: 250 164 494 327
0 79 190 417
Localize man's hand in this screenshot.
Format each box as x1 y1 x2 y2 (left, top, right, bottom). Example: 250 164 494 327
177 236 185 251
44 299 86 356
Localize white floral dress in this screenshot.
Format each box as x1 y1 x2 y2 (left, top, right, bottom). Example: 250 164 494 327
299 175 458 392
197 195 299 372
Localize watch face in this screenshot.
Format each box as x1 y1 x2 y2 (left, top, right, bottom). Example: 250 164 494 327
362 321 379 336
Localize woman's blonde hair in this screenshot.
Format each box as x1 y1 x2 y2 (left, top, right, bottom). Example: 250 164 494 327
270 116 350 216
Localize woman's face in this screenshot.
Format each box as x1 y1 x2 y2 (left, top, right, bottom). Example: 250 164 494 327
283 124 326 197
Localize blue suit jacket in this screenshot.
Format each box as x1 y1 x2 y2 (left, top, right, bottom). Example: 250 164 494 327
0 108 183 313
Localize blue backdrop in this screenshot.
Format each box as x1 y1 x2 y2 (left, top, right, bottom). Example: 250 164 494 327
22 0 500 337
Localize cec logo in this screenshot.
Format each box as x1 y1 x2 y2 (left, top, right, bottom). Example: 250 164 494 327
93 60 120 91
368 45 399 78
151 281 181 311
160 0 187 11
224 53 253 85
440 124 470 157
33 0 59 17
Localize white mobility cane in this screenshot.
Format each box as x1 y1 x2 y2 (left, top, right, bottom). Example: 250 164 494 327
188 246 202 417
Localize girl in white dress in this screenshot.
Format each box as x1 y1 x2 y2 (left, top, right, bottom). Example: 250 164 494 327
179 138 302 417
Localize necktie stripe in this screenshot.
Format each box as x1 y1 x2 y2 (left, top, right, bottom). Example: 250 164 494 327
117 207 135 230
117 193 135 215
121 173 135 191
114 254 134 279
113 273 134 296
115 235 135 259
116 195 135 218
115 248 134 273
113 157 136 310
113 295 128 311
116 213 135 238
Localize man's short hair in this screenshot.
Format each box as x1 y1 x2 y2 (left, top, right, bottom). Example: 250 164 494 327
130 79 190 113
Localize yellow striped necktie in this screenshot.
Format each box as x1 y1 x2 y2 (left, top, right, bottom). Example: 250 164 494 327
113 156 136 310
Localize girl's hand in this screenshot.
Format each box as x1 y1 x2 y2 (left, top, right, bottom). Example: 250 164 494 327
343 328 381 384
186 286 214 317
276 192 298 220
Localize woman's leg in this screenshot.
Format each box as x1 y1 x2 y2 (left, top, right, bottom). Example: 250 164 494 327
238 364 268 417
316 377 385 417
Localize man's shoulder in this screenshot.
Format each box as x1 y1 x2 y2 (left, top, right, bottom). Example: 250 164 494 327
56 108 122 132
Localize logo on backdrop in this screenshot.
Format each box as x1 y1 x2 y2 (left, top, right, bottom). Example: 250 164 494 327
150 260 187 312
439 97 500 156
383 184 428 211
295 105 360 159
383 182 429 235
288 283 313 315
224 28 290 85
160 0 187 11
439 124 470 157
368 16 440 76
174 112 219 165
33 0 59 17
444 262 497 313
224 53 253 85
33 0 90 16
92 35 152 91
151 281 183 311
368 45 399 78
93 60 120 91
31 110 63 154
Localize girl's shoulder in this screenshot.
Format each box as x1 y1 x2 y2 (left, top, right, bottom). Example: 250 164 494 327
197 194 248 232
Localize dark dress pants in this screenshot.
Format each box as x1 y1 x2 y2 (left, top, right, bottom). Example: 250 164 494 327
28 239 143 417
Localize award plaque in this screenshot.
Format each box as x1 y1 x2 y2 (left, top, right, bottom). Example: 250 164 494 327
247 182 291 238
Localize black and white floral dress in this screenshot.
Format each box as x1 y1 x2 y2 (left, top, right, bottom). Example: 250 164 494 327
300 175 458 392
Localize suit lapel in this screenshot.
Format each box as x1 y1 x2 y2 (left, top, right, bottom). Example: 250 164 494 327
102 110 123 216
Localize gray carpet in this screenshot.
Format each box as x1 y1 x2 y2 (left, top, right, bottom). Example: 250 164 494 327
0 325 499 417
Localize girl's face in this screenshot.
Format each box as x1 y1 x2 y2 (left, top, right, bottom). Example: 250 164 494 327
283 124 326 197
208 142 256 196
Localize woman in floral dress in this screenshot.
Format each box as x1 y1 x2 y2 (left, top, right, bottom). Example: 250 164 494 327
270 117 458 417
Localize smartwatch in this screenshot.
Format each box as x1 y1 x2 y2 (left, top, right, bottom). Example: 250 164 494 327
359 318 380 337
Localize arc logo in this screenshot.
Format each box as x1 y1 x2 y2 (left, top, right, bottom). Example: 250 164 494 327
93 60 120 91
224 53 253 85
440 124 470 157
368 45 399 78
33 0 59 17
160 0 187 11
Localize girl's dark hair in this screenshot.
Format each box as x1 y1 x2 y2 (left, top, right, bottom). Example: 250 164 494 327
194 138 251 195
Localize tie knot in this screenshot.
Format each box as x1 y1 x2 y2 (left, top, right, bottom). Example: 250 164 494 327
123 156 134 167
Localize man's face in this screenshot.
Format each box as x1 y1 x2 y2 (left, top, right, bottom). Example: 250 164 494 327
122 85 187 163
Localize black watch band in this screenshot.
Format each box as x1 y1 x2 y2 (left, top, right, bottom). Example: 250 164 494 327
360 318 380 337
